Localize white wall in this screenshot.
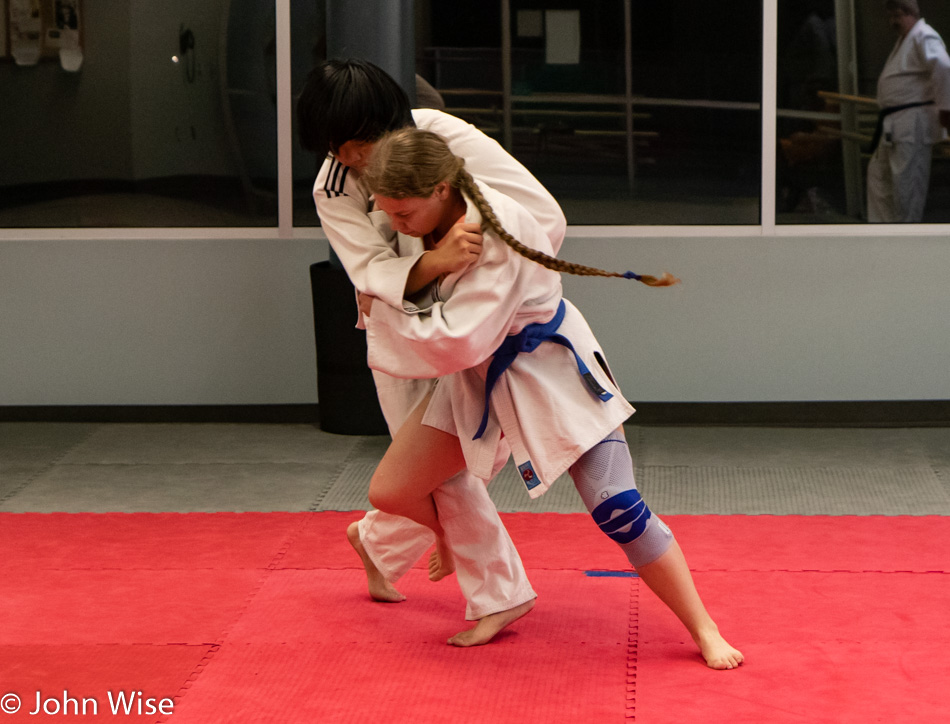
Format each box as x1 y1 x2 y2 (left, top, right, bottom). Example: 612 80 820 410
2 230 949 406
560 231 950 402
0 236 326 405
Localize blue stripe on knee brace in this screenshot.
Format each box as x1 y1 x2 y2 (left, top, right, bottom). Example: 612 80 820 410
591 489 652 544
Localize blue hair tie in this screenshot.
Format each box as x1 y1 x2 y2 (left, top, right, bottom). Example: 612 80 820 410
622 271 642 281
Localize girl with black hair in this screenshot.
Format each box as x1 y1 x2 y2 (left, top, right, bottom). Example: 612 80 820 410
299 58 568 646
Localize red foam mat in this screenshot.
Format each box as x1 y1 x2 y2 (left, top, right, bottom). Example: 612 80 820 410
1 512 948 723
636 639 950 724
6 512 947 574
660 514 950 573
165 642 629 724
276 511 378 570
635 570 950 723
0 512 306 571
504 513 950 573
168 569 636 723
638 571 950 645
226 569 632 646
0 644 212 723
0 569 264 645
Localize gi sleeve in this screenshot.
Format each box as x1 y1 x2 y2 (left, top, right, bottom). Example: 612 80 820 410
364 197 560 379
313 157 422 311
922 31 950 110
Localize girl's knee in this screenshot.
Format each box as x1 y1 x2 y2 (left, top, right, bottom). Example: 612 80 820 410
368 477 405 516
367 486 392 515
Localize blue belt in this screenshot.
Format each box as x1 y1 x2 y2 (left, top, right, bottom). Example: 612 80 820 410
473 300 613 440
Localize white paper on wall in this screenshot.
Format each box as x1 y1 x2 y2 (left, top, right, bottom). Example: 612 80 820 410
46 0 79 45
545 10 580 65
10 0 43 66
47 0 83 70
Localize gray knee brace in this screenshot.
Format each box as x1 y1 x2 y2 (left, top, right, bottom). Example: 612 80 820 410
569 430 674 569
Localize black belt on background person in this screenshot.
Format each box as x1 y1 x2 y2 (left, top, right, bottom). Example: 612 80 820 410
868 100 935 153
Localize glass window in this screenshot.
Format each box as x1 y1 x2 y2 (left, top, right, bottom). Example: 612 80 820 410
26 2 950 230
0 0 279 228
777 1 950 224
290 0 326 228
420 0 762 225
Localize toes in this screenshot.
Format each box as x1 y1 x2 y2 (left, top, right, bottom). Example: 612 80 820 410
447 633 475 648
707 652 743 670
369 583 406 603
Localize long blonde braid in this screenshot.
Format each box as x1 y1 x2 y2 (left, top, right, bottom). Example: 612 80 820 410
454 170 678 285
364 128 679 287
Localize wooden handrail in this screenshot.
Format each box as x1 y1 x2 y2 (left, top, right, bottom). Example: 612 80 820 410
818 90 879 107
816 127 872 143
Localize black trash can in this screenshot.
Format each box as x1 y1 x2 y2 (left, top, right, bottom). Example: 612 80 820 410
309 261 389 435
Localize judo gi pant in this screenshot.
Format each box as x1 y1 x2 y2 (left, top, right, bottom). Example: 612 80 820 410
867 140 932 223
357 371 536 621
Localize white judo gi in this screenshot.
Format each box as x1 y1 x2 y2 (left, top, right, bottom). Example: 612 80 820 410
867 18 950 223
364 183 635 499
313 109 565 619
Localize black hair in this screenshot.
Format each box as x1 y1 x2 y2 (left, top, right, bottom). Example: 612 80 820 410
296 59 415 156
884 0 920 18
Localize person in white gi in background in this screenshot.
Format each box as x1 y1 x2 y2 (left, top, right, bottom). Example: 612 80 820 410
359 127 743 669
867 0 950 222
297 59 564 646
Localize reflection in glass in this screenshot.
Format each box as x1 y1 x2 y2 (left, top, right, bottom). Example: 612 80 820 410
291 0 327 228
776 1 847 222
777 0 950 224
0 0 279 228
421 0 762 225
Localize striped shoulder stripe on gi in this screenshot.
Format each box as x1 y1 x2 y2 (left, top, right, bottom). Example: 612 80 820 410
324 158 350 198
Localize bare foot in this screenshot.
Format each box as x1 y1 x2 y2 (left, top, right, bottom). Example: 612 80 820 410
346 522 406 603
428 538 456 582
447 599 536 647
694 627 744 670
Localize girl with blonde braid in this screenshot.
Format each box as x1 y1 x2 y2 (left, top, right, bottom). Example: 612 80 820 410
360 128 742 669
